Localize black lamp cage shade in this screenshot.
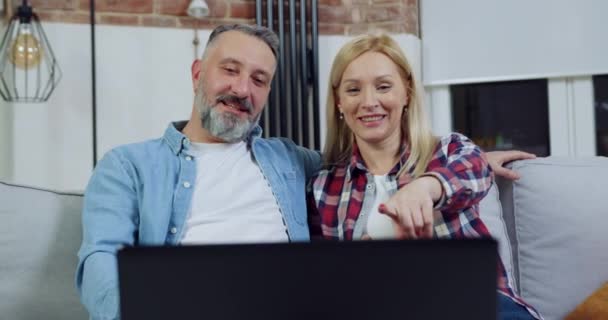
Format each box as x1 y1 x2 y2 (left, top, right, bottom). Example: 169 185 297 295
0 3 61 103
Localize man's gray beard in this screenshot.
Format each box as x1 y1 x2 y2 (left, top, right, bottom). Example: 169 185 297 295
194 90 260 143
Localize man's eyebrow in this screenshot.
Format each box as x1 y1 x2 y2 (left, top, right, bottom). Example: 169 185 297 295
219 57 271 77
219 57 242 65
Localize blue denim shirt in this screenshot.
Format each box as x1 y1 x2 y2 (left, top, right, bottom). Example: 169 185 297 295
76 121 321 320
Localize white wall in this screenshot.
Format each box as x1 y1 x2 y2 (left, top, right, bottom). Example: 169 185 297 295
421 0 608 85
1 24 206 191
0 22 422 191
96 26 202 157
0 98 12 181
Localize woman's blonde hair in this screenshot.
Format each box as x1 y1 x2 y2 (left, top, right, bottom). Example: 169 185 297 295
323 33 437 177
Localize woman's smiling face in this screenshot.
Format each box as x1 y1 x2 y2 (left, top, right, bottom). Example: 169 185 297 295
337 51 409 147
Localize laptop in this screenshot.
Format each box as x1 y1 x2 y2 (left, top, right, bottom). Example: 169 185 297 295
118 239 497 320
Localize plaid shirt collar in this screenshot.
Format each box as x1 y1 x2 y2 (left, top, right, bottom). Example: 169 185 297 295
346 140 414 184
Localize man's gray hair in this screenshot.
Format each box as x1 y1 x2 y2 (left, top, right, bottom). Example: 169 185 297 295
205 24 279 59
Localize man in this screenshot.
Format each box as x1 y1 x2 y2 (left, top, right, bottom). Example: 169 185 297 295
76 23 533 319
76 24 323 319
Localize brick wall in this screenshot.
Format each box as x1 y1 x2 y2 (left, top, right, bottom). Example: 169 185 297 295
319 0 418 36
11 0 418 36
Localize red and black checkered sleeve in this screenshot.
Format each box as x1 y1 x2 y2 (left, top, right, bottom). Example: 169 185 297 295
422 133 493 212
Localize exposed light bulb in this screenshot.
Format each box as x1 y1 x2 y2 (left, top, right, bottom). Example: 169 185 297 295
187 0 209 19
9 24 43 70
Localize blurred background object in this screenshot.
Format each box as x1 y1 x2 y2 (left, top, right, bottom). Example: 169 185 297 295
0 0 61 102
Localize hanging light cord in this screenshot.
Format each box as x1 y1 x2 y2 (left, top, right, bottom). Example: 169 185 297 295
193 29 200 60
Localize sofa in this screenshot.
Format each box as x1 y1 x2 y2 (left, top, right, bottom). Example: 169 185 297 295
479 156 608 319
0 181 87 320
1 156 607 320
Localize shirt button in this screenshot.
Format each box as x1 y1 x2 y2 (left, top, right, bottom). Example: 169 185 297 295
170 227 177 234
366 184 374 190
183 181 191 188
185 156 193 161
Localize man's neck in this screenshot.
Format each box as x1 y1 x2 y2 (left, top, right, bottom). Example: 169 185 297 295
182 109 226 143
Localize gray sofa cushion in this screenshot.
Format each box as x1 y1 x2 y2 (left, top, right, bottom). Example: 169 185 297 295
479 183 517 293
0 181 87 320
498 157 608 320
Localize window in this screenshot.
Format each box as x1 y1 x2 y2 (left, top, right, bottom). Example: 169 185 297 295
594 75 608 156
451 79 550 156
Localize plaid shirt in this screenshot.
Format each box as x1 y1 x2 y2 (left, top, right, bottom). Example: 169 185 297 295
308 133 541 319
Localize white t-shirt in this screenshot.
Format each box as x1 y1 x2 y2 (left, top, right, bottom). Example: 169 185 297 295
180 141 288 244
365 175 398 240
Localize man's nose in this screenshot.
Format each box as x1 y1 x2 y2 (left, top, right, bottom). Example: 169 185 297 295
231 75 251 99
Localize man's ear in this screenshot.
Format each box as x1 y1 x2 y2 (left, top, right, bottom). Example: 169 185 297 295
191 59 202 92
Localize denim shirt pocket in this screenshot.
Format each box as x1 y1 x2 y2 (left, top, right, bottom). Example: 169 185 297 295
282 169 308 225
283 170 297 180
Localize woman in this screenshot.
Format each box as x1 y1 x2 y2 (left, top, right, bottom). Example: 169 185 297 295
307 33 540 319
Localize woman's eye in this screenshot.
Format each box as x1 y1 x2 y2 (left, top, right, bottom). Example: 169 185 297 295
346 88 359 93
378 85 391 91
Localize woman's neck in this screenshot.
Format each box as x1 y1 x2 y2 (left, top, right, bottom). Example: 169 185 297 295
356 135 402 175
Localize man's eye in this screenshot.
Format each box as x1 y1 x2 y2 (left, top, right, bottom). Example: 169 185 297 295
346 88 359 93
253 78 266 86
224 67 237 74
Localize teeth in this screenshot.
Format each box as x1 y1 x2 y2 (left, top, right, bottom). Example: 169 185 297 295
360 115 384 122
225 102 242 111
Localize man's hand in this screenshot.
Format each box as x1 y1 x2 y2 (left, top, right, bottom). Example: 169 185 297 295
378 177 442 239
486 150 536 180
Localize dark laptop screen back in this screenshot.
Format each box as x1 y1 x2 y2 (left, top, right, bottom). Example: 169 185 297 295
118 239 497 320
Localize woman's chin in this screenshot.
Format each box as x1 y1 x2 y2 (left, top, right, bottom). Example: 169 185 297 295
354 133 392 146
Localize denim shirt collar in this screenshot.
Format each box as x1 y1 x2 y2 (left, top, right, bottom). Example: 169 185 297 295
162 120 263 155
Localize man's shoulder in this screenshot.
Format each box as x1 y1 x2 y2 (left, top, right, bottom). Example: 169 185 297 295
110 137 166 156
254 137 319 160
87 137 177 191
253 137 303 155
102 137 172 168
254 136 296 147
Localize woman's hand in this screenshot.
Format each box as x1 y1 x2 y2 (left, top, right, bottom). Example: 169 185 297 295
486 150 536 180
379 176 443 239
